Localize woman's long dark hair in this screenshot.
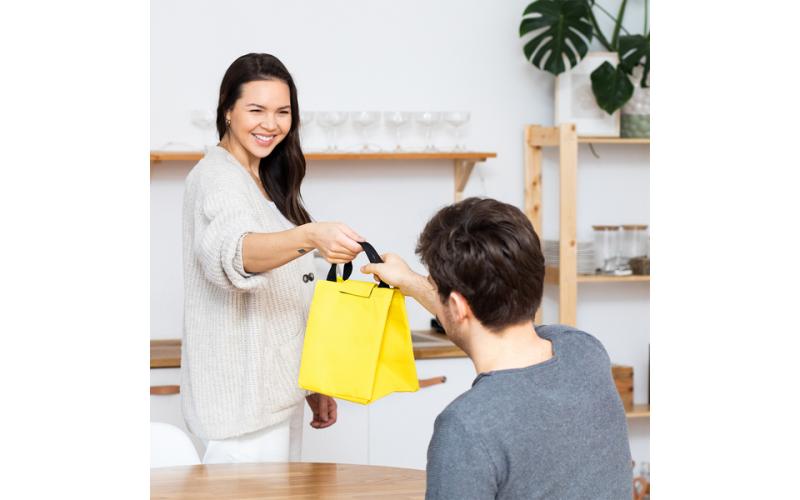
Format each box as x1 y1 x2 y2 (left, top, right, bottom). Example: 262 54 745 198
216 53 312 226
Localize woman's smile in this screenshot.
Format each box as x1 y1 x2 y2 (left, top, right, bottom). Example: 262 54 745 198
252 133 277 147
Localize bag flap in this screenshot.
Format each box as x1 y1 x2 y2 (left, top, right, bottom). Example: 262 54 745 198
337 279 378 298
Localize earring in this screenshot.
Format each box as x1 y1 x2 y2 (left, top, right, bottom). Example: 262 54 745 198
225 118 231 127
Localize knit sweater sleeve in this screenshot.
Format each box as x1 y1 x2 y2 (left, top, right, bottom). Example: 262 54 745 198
192 168 272 292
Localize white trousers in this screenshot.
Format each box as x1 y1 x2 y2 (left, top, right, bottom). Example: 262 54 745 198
203 402 304 464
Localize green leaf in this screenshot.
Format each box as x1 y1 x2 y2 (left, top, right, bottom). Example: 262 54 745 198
610 0 629 50
590 61 634 114
520 0 593 76
619 34 650 87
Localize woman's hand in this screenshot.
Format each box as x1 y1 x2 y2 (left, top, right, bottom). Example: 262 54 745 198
306 393 338 429
307 222 364 264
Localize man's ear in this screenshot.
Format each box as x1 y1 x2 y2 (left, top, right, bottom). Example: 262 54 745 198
447 291 473 323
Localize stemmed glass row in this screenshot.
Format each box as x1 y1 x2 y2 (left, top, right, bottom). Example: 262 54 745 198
300 111 470 152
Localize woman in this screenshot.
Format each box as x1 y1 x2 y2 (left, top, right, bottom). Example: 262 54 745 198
181 53 363 464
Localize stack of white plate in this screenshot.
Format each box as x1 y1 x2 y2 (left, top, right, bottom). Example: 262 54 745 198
543 240 596 275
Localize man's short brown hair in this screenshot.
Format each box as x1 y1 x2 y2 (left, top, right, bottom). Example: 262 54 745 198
416 197 545 332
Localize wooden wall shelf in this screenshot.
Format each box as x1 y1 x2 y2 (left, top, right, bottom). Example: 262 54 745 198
577 137 650 145
544 267 650 285
150 152 203 162
577 274 650 283
626 404 650 419
526 127 650 148
150 151 497 162
150 150 497 202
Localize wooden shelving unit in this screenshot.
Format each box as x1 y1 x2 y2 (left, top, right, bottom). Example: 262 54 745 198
150 150 497 202
525 124 650 422
524 124 649 325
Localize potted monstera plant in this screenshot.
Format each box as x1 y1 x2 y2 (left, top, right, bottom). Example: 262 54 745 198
519 0 650 137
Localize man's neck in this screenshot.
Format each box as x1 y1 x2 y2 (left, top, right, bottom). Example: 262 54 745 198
466 322 553 374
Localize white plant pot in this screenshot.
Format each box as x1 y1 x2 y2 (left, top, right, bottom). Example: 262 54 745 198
621 66 650 138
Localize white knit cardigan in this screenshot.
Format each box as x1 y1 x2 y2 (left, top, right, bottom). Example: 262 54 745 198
181 146 316 440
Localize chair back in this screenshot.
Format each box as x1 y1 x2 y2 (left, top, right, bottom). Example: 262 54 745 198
150 422 201 468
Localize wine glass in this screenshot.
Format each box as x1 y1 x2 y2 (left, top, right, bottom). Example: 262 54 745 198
414 112 441 152
299 111 315 150
350 111 380 152
190 109 218 150
443 111 470 151
317 111 347 152
383 111 411 151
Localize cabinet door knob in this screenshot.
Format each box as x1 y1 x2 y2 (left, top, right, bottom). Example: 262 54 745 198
150 385 180 395
418 376 447 388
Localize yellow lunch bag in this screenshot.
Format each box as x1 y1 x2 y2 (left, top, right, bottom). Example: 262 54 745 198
298 242 419 404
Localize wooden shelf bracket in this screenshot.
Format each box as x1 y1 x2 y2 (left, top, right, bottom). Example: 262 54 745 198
454 159 476 202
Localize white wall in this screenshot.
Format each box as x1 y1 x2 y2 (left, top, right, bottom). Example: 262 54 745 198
151 0 649 463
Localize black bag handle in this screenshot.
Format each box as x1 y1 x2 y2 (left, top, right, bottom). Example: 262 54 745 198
326 241 390 288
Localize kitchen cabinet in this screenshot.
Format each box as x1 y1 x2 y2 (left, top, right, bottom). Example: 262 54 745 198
151 336 470 466
151 362 370 464
299 357 476 469
300 400 369 465
153 332 645 468
366 357 476 470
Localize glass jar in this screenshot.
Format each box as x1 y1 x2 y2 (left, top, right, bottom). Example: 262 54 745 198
592 225 621 274
621 225 649 265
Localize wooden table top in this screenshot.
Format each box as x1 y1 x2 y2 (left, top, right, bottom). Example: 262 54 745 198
150 462 426 499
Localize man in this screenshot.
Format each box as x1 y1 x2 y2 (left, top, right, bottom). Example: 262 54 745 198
361 197 632 499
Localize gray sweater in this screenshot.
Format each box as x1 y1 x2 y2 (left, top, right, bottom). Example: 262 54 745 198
426 324 632 499
180 146 316 440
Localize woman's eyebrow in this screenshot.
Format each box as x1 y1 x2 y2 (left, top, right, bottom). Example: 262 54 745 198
245 103 291 110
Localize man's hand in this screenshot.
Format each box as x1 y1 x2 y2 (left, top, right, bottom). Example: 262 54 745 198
362 253 444 319
360 253 419 294
305 393 338 429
